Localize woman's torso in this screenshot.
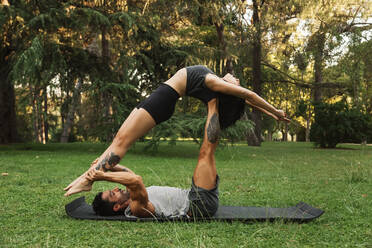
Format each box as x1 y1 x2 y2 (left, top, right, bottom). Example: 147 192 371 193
164 68 187 97
164 65 217 103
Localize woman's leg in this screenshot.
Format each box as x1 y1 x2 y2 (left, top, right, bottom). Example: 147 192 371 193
64 108 140 191
64 108 156 196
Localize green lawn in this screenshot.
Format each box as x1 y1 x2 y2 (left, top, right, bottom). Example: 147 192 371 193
0 141 371 247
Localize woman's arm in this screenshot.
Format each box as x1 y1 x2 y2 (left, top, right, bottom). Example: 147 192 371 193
245 99 279 120
205 73 289 121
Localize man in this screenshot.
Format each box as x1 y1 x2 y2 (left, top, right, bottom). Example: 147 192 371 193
86 99 221 218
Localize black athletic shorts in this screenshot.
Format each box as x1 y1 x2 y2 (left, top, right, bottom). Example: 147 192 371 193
188 176 219 218
136 84 180 124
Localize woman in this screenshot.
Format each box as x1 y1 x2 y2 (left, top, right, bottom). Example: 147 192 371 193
64 65 289 196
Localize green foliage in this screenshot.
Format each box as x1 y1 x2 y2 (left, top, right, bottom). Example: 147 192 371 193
70 7 110 27
144 114 253 151
296 100 308 118
221 119 253 144
11 36 44 82
144 114 204 151
310 100 372 148
2 0 372 145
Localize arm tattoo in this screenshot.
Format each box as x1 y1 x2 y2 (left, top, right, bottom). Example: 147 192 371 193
95 152 121 171
207 113 220 143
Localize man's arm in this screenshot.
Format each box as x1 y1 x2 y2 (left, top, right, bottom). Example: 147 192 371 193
86 170 154 217
110 164 135 174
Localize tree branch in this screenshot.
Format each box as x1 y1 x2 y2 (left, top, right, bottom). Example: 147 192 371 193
261 62 347 89
261 62 311 87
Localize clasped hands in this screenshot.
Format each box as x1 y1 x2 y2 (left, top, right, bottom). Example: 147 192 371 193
84 158 104 182
85 168 104 182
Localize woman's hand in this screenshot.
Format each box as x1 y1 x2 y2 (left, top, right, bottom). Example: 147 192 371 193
85 168 104 182
222 73 240 86
276 110 291 122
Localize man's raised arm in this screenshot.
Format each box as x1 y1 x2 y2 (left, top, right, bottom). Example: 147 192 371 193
110 164 135 174
85 169 154 217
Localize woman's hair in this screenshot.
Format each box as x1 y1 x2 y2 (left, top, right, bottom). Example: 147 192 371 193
92 192 124 216
218 93 245 129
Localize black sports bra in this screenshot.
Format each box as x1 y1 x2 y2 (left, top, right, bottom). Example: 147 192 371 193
186 65 217 103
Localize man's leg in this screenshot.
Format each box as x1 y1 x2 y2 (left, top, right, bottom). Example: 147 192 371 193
192 98 220 190
188 98 220 218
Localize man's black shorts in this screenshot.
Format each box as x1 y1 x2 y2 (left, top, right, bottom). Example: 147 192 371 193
188 176 219 218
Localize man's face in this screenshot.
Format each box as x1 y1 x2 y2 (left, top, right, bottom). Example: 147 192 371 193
101 187 128 205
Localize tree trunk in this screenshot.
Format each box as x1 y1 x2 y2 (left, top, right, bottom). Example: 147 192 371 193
281 123 288 141
43 87 49 143
101 26 113 141
248 0 262 146
60 79 83 143
30 86 40 143
214 23 233 74
305 110 310 142
312 31 325 103
0 60 18 144
267 130 272 141
363 52 372 114
36 94 43 143
245 111 260 145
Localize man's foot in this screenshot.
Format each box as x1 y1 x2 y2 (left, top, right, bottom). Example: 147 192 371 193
64 177 92 197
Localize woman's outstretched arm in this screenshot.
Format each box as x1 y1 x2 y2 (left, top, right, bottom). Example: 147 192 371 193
205 73 289 121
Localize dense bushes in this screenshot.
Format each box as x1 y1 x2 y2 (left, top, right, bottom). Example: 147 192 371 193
310 100 372 148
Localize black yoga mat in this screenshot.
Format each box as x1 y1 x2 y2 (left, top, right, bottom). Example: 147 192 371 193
65 197 324 223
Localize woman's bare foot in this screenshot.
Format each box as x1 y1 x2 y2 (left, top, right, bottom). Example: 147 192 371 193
63 158 99 191
64 177 93 197
64 173 86 191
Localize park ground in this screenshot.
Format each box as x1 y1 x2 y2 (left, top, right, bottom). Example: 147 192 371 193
0 141 371 247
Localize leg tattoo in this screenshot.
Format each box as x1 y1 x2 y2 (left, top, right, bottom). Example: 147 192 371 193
207 113 220 143
108 153 120 167
96 152 121 171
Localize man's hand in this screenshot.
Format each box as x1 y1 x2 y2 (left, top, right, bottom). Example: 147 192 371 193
90 158 99 167
85 169 105 182
222 73 240 86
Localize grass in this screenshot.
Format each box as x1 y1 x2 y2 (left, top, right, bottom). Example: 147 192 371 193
0 141 371 247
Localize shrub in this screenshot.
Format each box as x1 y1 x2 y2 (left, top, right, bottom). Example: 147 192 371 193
310 100 372 148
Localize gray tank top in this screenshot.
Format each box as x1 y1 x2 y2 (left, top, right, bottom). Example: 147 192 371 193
124 186 190 218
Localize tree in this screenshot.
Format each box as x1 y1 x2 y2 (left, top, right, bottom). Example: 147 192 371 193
0 1 21 143
301 0 372 103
